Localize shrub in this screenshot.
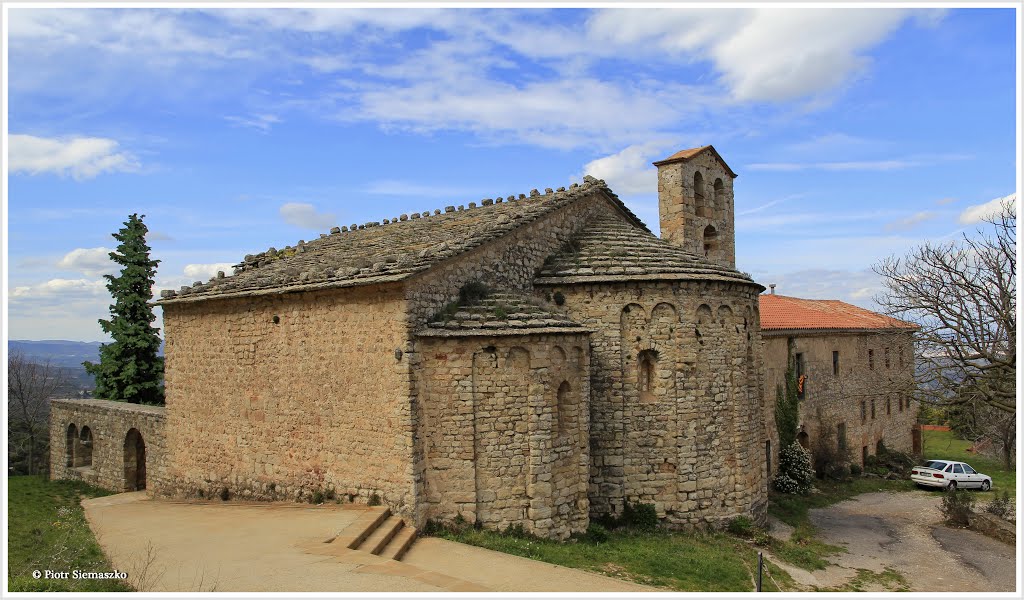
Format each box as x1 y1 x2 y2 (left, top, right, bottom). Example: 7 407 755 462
621 502 659 531
773 441 815 495
311 489 324 505
584 523 609 543
458 280 491 305
940 489 976 527
502 523 527 538
368 492 382 506
986 491 1014 520
828 464 851 480
849 463 862 476
727 515 754 537
219 486 230 501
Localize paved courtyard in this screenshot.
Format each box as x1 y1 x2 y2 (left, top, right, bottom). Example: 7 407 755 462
82 493 653 592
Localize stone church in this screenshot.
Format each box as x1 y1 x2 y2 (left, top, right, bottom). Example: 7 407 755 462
51 145 771 540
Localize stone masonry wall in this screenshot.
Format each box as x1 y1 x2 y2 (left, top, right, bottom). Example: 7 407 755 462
533 279 769 528
657 152 736 269
763 331 918 466
50 398 167 492
161 284 417 516
415 332 591 539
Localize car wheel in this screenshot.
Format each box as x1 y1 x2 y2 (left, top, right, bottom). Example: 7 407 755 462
947 481 957 491
981 480 991 491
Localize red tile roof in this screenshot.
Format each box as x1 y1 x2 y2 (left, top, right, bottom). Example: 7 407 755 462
758 294 917 331
652 144 738 177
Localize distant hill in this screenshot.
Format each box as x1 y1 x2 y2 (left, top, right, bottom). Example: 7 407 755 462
8 340 165 395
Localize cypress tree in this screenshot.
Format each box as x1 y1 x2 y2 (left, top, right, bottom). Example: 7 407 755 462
84 214 164 404
775 364 800 449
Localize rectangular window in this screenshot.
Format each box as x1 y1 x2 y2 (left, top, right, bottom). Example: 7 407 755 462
837 423 847 452
795 353 805 399
868 349 875 370
884 347 891 369
833 351 840 376
861 400 867 422
765 440 772 476
899 396 904 412
871 399 876 419
887 396 891 415
795 353 804 377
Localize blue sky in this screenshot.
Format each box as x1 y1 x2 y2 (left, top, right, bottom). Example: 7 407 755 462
5 5 1019 342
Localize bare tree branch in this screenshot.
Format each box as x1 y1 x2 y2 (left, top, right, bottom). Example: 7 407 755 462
873 198 1016 415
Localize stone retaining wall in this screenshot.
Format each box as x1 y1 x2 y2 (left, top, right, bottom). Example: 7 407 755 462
49 398 166 492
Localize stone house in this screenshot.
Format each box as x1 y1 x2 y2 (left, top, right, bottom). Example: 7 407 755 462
759 292 919 471
51 145 771 539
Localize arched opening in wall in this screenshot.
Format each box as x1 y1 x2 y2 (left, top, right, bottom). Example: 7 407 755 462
703 225 718 257
556 381 572 435
797 431 810 449
693 171 708 217
638 350 658 402
78 426 94 467
66 424 77 467
124 428 147 491
713 178 724 216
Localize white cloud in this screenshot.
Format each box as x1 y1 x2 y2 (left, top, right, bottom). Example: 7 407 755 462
588 8 936 103
279 202 337 230
183 262 235 282
56 247 114 276
11 278 107 298
747 159 921 172
224 113 281 132
958 194 1016 225
580 141 676 195
753 268 885 307
885 211 938 232
10 134 139 179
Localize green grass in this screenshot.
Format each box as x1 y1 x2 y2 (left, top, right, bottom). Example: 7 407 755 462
429 524 795 592
7 475 133 592
820 567 911 592
921 428 1016 501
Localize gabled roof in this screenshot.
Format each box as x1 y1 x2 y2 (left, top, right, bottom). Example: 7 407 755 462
652 145 737 178
158 177 647 304
759 294 917 332
535 212 759 287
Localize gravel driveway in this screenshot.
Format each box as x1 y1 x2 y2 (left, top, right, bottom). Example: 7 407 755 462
804 490 1015 592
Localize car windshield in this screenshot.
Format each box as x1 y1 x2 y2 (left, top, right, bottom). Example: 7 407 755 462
924 461 948 470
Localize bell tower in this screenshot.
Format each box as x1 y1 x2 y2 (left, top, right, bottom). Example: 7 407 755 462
653 145 737 269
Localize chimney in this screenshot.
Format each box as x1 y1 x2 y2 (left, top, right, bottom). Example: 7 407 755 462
769 284 776 295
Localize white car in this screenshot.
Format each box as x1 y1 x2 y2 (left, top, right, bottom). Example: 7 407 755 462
911 460 992 491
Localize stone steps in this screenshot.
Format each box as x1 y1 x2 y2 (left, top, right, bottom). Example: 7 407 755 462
361 515 404 555
327 505 418 561
379 524 418 561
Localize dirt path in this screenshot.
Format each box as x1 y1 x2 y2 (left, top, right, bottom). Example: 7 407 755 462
778 490 1015 592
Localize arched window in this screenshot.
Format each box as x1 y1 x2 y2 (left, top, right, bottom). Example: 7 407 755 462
638 350 658 401
703 225 718 257
556 381 572 434
693 171 708 217
79 426 94 467
66 424 78 467
713 178 724 215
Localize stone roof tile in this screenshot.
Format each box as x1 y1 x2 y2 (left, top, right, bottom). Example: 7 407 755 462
534 213 758 287
418 291 587 337
158 177 646 304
